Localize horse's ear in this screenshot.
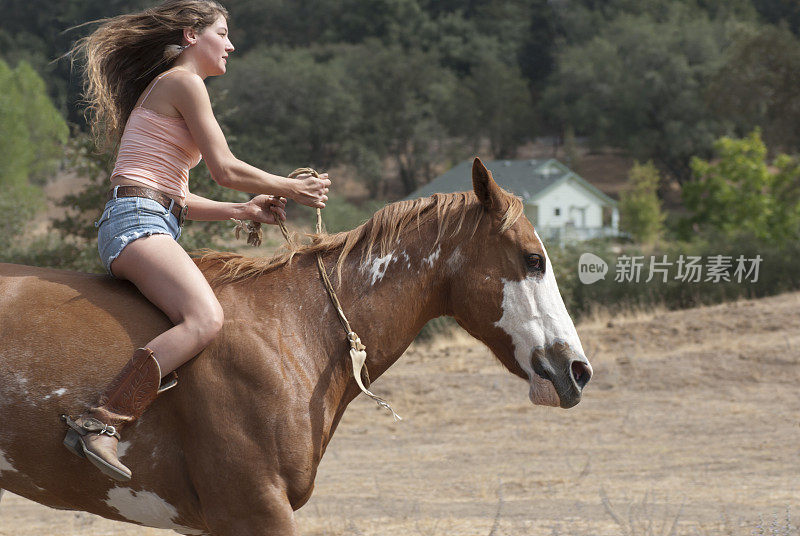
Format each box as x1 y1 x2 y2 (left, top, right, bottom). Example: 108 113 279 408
472 157 507 213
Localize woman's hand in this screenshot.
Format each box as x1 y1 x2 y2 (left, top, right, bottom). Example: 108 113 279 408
244 195 287 225
290 172 331 209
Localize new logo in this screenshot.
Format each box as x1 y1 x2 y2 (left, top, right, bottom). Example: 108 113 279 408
578 253 608 285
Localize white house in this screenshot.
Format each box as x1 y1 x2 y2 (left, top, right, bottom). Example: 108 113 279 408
407 158 620 246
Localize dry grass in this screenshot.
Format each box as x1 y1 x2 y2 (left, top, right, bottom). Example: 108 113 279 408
2 292 799 535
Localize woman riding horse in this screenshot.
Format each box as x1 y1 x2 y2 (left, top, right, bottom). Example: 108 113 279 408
62 0 331 482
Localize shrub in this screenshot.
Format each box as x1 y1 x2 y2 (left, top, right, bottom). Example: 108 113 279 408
550 233 800 321
683 130 800 244
618 161 665 245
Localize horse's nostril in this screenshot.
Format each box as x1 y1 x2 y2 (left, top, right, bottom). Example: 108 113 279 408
570 360 591 390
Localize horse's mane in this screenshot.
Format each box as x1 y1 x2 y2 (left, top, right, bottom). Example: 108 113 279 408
198 190 523 286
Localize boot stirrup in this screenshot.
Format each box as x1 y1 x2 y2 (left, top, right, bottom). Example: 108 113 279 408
61 415 121 441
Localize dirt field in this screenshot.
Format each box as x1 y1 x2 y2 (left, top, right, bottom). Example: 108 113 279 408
1 291 798 535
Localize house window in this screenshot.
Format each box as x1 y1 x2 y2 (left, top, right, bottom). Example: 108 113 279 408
554 208 561 216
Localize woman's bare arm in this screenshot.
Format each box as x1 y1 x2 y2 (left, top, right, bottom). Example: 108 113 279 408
169 71 330 207
185 192 286 223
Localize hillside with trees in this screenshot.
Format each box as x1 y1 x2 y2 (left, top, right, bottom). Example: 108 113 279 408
1 0 799 312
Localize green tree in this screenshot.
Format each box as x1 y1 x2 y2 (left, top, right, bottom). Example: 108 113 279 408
213 45 358 172
751 0 800 36
322 0 430 48
1 0 151 124
13 61 70 185
460 57 534 158
0 58 67 253
550 0 755 43
415 11 504 76
519 0 557 96
619 161 665 244
562 125 579 172
769 153 800 242
682 130 800 243
0 59 32 187
709 24 800 154
52 132 115 242
541 6 730 182
0 63 66 190
341 42 461 196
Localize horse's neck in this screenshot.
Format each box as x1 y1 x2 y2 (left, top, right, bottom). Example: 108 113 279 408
270 231 451 438
324 239 450 382
318 242 445 380
209 224 455 454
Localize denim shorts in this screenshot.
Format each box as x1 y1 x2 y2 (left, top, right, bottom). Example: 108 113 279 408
96 186 182 276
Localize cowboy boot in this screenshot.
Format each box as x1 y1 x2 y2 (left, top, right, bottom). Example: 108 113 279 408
62 347 177 482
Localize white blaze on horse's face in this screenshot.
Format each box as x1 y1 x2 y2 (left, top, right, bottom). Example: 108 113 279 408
494 231 592 408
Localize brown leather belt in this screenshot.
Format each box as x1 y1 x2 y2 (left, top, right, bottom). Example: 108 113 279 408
107 185 188 226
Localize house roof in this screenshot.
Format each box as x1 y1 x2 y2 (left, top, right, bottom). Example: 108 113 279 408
406 158 617 206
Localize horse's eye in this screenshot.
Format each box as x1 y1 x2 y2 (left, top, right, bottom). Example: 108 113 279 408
525 253 544 273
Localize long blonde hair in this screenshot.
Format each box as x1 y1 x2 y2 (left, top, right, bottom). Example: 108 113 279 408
67 0 228 153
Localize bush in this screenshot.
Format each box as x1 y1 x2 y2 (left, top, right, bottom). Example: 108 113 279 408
312 195 385 234
0 59 68 187
618 161 666 245
682 130 800 244
416 317 457 342
0 58 67 253
0 182 44 253
550 233 800 321
0 233 102 273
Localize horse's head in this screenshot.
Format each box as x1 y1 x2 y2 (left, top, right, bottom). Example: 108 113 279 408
447 158 592 408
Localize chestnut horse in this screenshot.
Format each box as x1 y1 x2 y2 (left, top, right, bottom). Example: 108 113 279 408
0 159 591 535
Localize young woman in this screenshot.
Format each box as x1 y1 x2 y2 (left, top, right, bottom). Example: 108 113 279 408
62 0 331 482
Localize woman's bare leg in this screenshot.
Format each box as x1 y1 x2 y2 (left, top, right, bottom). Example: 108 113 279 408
110 234 224 375
62 234 222 481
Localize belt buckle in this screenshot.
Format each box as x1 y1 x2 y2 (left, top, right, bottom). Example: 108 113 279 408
178 204 188 226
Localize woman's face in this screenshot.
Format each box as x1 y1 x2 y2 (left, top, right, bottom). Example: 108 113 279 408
187 15 234 77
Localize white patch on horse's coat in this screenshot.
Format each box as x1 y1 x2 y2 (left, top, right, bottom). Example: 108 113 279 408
43 388 67 400
117 441 131 458
0 373 30 401
105 487 203 534
493 231 587 402
2 373 30 396
0 449 17 474
447 247 465 274
400 251 411 269
423 246 441 268
366 253 395 285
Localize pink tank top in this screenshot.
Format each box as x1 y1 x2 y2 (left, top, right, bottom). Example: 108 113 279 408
110 69 202 200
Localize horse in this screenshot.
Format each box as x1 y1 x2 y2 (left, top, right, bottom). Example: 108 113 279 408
0 158 592 535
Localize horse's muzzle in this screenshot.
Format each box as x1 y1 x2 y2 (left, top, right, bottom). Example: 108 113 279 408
531 342 593 409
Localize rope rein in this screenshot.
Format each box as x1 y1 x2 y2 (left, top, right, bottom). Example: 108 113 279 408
231 168 401 421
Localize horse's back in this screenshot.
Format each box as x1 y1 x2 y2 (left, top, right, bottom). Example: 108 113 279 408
0 262 172 351
0 261 140 313
0 264 202 524
0 262 173 413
